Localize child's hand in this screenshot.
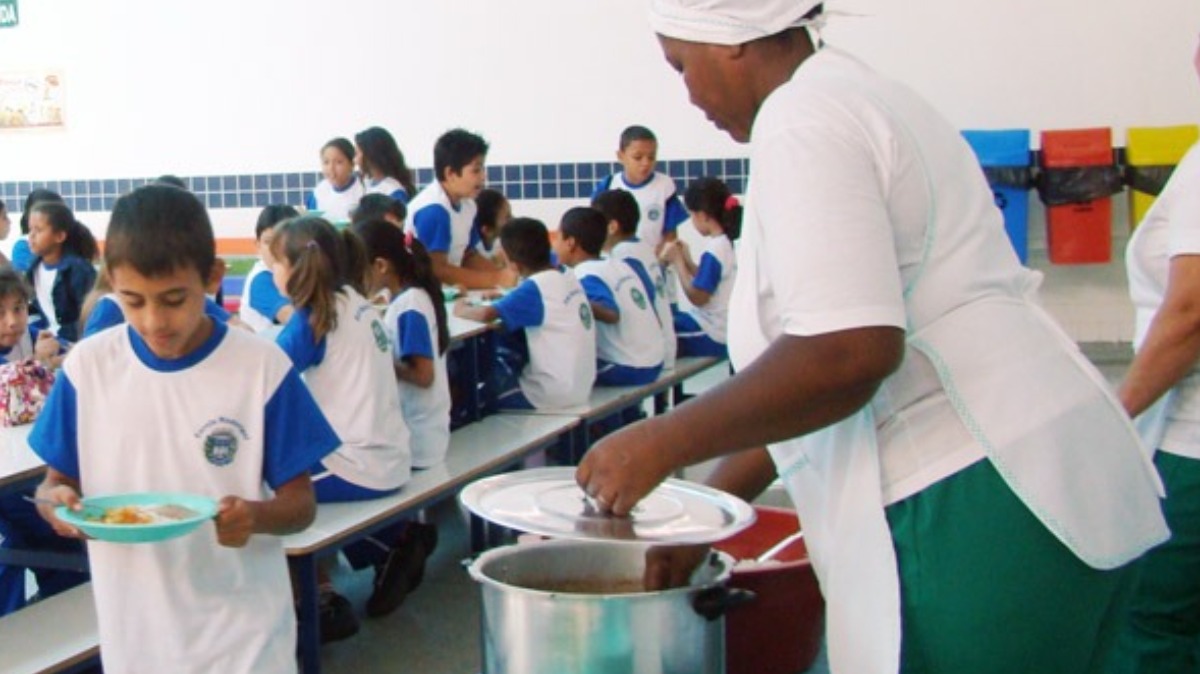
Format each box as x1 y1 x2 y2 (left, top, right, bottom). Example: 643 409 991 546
33 331 60 364
215 496 257 548
452 297 471 317
659 241 681 264
34 484 89 539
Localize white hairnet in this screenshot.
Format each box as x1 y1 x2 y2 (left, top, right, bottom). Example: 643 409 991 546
648 0 824 46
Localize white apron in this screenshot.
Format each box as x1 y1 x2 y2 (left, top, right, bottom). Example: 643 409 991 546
760 245 1167 674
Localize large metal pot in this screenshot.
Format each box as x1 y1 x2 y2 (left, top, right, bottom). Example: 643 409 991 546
468 540 750 674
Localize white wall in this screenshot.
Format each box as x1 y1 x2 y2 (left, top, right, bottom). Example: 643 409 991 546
2 0 1199 180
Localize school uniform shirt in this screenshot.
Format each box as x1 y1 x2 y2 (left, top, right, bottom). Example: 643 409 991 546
406 182 479 267
574 258 665 370
611 238 676 369
383 286 451 468
240 260 290 333
305 176 365 223
10 237 32 273
492 268 596 408
729 46 1167 674
1127 142 1200 459
364 176 410 204
676 234 736 344
29 321 339 674
591 171 688 251
0 325 38 362
82 294 233 339
276 287 412 490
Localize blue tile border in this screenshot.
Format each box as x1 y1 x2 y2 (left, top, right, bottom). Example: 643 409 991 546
0 158 750 213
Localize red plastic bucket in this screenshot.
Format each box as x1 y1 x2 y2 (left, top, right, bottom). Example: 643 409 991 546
713 506 824 674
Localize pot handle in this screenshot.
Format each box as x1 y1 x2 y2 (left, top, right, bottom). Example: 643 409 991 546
692 586 756 621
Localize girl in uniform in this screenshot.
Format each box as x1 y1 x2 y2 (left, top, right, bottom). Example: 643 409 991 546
661 177 740 359
305 137 364 223
356 126 417 204
25 201 98 343
271 216 424 638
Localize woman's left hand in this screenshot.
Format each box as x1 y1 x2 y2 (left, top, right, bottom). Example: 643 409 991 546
576 418 677 517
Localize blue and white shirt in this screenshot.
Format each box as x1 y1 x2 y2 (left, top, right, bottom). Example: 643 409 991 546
383 286 450 468
678 235 736 344
492 268 596 408
276 287 411 490
406 182 479 267
592 172 688 251
305 176 365 223
611 238 676 369
364 176 410 204
575 258 665 370
30 322 338 674
240 260 290 333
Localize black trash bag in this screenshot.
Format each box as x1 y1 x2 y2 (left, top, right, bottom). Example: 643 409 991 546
982 165 1034 190
1124 164 1177 197
1034 165 1124 206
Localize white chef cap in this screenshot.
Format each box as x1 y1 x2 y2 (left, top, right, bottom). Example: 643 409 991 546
648 0 825 46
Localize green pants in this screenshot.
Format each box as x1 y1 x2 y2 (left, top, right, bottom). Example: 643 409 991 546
1110 450 1200 673
886 459 1138 674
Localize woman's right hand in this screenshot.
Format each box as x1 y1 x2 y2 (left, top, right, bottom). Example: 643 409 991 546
644 544 711 591
35 483 88 539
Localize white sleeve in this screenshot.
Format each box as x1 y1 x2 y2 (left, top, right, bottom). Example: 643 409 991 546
1166 147 1200 256
751 103 907 337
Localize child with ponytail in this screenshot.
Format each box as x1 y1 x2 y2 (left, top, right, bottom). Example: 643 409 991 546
661 177 741 359
26 201 99 342
271 216 428 639
354 219 451 468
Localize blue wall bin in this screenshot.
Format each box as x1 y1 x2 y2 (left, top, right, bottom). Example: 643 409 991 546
962 129 1032 263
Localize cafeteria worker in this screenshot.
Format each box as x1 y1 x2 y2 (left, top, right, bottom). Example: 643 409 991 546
576 2 1169 673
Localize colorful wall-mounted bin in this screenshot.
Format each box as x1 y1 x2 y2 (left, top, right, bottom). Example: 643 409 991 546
1039 128 1117 264
1125 124 1199 228
962 129 1032 263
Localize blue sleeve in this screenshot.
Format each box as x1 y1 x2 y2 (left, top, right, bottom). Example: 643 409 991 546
262 367 340 489
28 372 80 480
664 193 688 233
304 192 317 211
390 188 409 204
396 310 434 360
590 175 613 201
247 272 290 322
412 205 452 255
493 279 545 331
622 259 656 306
275 308 326 370
11 240 32 273
204 296 231 322
693 252 723 294
581 276 619 316
83 297 125 337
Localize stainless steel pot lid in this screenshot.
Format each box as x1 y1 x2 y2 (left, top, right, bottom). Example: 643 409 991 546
460 467 756 544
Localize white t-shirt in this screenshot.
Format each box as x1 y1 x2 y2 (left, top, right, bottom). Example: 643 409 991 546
611 238 676 368
306 176 365 223
1127 142 1200 459
492 268 596 408
33 263 60 334
239 260 286 333
575 257 665 369
364 176 410 204
30 323 338 674
676 234 736 344
597 172 687 252
406 182 479 267
276 288 412 490
383 286 451 468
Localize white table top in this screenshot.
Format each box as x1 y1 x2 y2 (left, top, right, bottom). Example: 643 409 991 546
0 424 41 492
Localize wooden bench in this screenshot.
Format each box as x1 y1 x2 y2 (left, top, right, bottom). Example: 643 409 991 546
284 412 579 674
0 583 99 674
510 356 728 462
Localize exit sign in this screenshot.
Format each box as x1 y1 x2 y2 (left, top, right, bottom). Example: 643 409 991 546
0 0 17 29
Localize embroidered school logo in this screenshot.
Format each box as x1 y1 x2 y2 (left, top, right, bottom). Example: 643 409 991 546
647 206 662 222
631 287 647 310
371 320 390 353
579 303 593 330
204 430 238 467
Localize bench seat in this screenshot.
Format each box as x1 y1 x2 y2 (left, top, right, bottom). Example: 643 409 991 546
0 583 98 674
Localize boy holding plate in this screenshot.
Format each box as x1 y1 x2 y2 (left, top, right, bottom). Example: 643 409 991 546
31 184 339 674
